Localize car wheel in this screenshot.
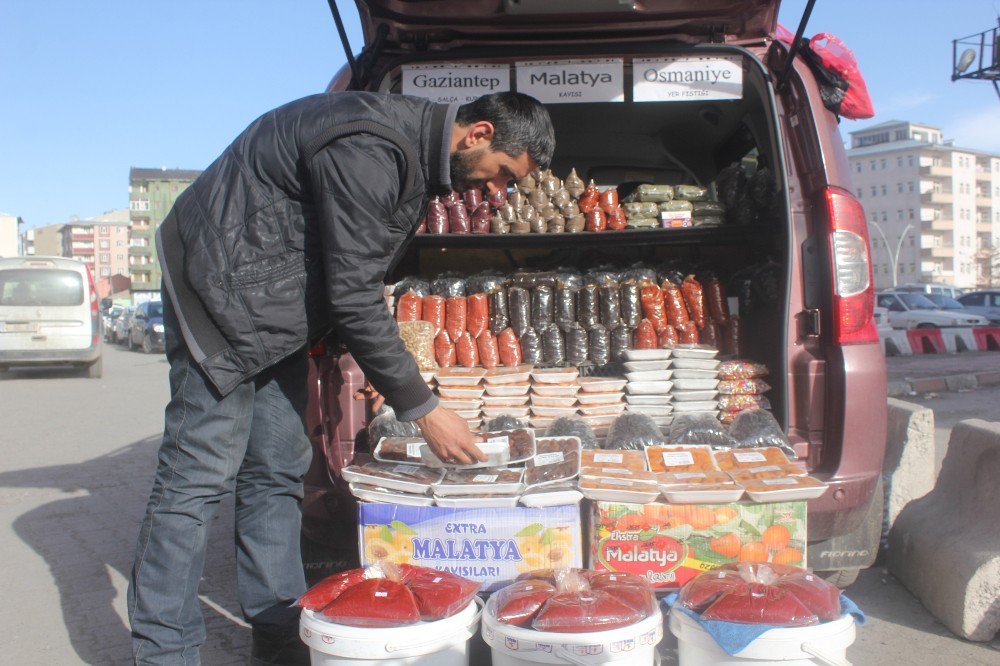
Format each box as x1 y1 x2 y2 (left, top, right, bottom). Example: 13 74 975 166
142 334 153 354
128 333 136 351
85 356 103 379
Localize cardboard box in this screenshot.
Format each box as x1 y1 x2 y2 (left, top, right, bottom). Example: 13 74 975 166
589 501 807 590
359 502 584 592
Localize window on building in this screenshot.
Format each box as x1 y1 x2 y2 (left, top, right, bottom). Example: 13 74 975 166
99 239 109 249
897 157 903 167
116 240 124 247
908 182 914 193
100 267 110 277
117 254 124 261
871 186 877 197
908 156 914 167
898 210 904 221
881 185 887 195
882 212 888 222
856 163 862 173
139 184 148 193
881 159 887 169
870 160 876 170
908 209 915 220
100 253 109 263
898 183 904 193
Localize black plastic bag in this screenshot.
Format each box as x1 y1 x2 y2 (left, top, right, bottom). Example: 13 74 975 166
541 324 566 366
545 417 598 450
729 409 795 458
565 323 589 366
368 408 421 443
394 277 431 298
667 414 738 448
620 280 642 328
577 284 600 330
466 272 506 295
431 275 467 298
606 413 665 450
532 285 555 330
508 286 532 338
485 414 527 432
588 324 611 367
610 322 632 362
599 282 621 327
520 328 543 365
555 286 579 329
489 288 511 335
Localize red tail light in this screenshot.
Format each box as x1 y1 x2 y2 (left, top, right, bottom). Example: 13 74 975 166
309 341 328 358
823 187 877 345
87 269 100 347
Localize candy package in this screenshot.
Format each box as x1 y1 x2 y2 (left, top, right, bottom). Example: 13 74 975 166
718 394 771 411
718 360 769 380
606 412 665 450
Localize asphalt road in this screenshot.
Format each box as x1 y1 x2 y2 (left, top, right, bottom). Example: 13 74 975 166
0 347 998 664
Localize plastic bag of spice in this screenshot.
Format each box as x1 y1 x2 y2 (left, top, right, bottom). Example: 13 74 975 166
610 322 632 362
607 206 627 231
584 209 607 232
477 330 500 369
606 412 666 450
297 568 369 611
395 291 422 323
398 321 437 371
488 188 507 209
532 588 644 633
588 324 611 366
471 202 492 234
532 285 555 330
494 579 556 627
489 288 510 335
576 284 600 330
406 567 482 621
422 295 446 336
668 414 737 448
681 275 706 328
541 324 566 366
640 283 669 333
677 320 699 344
447 200 471 234
555 286 578 329
633 319 658 350
663 282 691 328
497 328 523 367
434 331 457 368
546 417 598 450
722 317 742 357
620 281 642 328
462 188 483 213
431 276 466 298
455 332 479 368
565 323 589 366
367 408 422 444
578 180 600 213
598 188 619 213
705 276 730 325
599 282 621 327
320 576 421 628
445 296 468 340
467 293 489 338
425 197 449 234
395 277 430 298
658 324 679 348
509 286 532 338
520 328 543 365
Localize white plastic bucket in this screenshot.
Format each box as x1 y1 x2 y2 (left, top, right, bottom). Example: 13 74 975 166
668 608 856 666
299 597 483 666
481 595 663 665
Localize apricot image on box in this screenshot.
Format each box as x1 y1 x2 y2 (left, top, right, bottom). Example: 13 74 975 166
590 500 806 589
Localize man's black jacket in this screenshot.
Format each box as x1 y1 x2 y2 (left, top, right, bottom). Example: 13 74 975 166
158 92 454 420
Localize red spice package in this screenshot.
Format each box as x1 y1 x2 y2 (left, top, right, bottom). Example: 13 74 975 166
416 215 427 234
422 295 446 336
705 276 730 325
678 569 748 613
395 291 422 323
598 188 619 214
446 297 468 340
681 275 706 328
467 293 489 338
456 332 479 368
515 569 595 586
662 283 691 328
775 572 842 622
640 283 669 333
701 583 818 627
470 201 492 234
497 327 523 367
658 325 678 348
589 572 656 615
722 316 742 357
462 188 483 213
678 320 699 344
320 578 421 627
578 182 600 213
633 319 657 349
585 209 607 232
606 206 627 231
434 331 457 367
406 568 482 621
488 188 507 209
477 330 500 369
447 201 471 234
493 579 556 627
297 568 367 611
532 590 645 633
700 321 720 348
426 197 449 234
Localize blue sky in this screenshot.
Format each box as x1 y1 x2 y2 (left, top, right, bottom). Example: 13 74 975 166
1 0 998 229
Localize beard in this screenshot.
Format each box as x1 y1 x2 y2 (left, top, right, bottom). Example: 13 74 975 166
449 147 486 192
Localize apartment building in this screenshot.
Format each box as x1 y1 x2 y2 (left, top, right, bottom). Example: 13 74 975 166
0 213 20 257
847 120 1000 290
20 222 65 257
60 214 130 280
128 167 201 300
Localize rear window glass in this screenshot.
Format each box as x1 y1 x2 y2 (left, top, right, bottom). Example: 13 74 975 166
0 269 84 307
148 302 163 318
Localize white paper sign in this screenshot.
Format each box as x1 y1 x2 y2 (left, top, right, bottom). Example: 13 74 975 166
517 59 624 104
402 64 509 103
633 56 742 102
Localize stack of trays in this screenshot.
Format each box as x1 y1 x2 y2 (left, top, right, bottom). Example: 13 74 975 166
529 368 582 430
576 377 628 438
669 345 721 420
480 365 534 424
622 349 673 430
435 367 487 430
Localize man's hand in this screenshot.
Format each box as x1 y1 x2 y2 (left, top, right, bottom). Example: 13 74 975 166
352 383 385 412
416 406 486 465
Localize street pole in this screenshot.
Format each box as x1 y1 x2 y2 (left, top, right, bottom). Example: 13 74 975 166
870 221 914 288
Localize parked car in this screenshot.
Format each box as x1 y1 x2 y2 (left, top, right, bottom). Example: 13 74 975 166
923 294 966 311
301 0 889 587
876 291 988 329
956 290 1000 324
102 305 125 342
895 282 964 299
113 306 134 345
0 256 103 378
127 301 165 353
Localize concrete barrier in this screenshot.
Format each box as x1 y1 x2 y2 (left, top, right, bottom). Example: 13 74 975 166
973 327 1000 351
941 327 978 353
879 328 913 356
906 328 946 354
883 399 936 529
888 419 1000 641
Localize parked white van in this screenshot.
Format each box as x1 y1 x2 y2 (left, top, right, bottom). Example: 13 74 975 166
0 256 103 378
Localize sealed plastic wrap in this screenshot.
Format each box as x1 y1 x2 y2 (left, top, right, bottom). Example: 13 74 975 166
705 276 730 324
471 201 492 234
320 577 421 628
658 324 679 348
529 215 547 234
674 184 708 201
633 319 657 350
576 284 600 329
548 216 566 234
508 287 531 338
627 217 658 229
718 360 769 380
729 409 795 456
640 283 669 333
677 320 700 344
598 282 621 327
663 282 691 328
723 316 743 357
564 168 586 198
541 172 561 196
551 187 572 209
598 188 619 213
528 189 548 210
398 321 437 371
546 416 598 450
518 172 538 194
434 331 457 368
719 378 771 395
624 184 674 203
645 445 718 473
579 180 600 213
532 589 644 633
432 276 466 298
499 203 517 222
488 289 510 335
478 330 500 369
701 583 817 627
554 286 578 329
447 200 471 234
395 291 422 322
607 207 628 231
539 202 559 222
485 414 527 432
624 201 658 218
395 277 431 298
531 285 555 330
560 200 581 218
491 214 511 234
678 568 747 613
494 579 556 627
297 569 368 611
406 568 482 621
541 324 566 366
668 414 738 448
564 214 585 233
620 281 642 327
525 436 582 486
776 570 843 622
680 275 706 328
718 394 771 411
466 293 489 338
584 209 607 232
588 324 611 366
425 197 450 234
606 412 666 450
510 221 531 235
520 328 543 365
421 295 446 336
465 273 504 295
700 322 719 349
462 188 483 213
442 191 461 207
488 187 508 209
367 410 422 449
455 332 479 368
610 322 632 362
565 324 589 366
692 201 726 218
445 296 468 340
497 328 523 367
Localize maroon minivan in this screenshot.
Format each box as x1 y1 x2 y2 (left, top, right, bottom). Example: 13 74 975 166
302 0 887 588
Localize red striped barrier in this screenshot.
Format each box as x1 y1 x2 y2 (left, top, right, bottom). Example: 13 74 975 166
973 327 1000 352
907 328 946 354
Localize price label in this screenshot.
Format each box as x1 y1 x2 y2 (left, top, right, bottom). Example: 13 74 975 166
674 472 708 480
662 451 695 467
406 442 424 458
534 451 565 466
593 452 624 464
761 478 799 486
472 474 499 483
733 451 768 463
746 465 783 474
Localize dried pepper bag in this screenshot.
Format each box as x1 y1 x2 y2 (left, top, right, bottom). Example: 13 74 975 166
434 331 457 368
532 590 645 633
467 293 489 338
681 275 706 328
456 332 479 368
406 568 482 621
705 276 730 325
663 282 691 328
658 325 679 348
320 578 421 628
494 579 556 627
633 319 658 350
497 328 523 367
701 584 818 627
422 295 446 336
677 320 700 345
446 296 468 341
589 573 656 615
395 291 422 322
640 283 669 333
477 330 500 369
297 568 368 611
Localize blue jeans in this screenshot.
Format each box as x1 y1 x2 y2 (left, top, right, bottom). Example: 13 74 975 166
128 293 312 665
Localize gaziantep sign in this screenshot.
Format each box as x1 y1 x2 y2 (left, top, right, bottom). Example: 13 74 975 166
633 56 743 102
516 59 625 104
401 64 510 103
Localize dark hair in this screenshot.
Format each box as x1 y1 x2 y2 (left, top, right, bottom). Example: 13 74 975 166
456 92 555 170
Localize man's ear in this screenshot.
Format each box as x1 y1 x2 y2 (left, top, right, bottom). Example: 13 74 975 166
462 120 495 148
